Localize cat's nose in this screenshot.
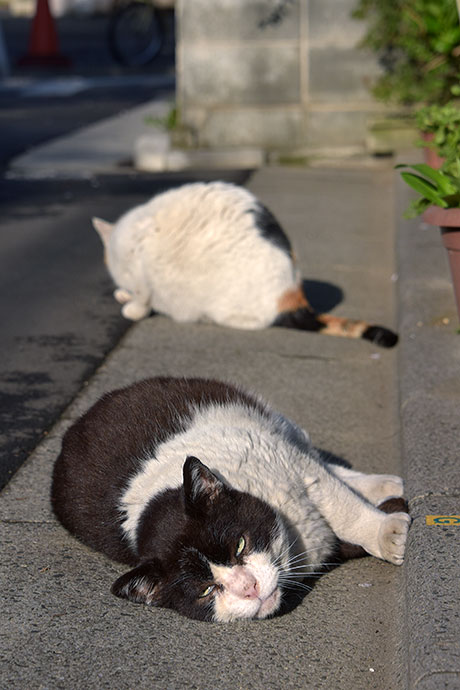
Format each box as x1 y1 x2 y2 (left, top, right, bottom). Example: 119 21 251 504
243 580 259 599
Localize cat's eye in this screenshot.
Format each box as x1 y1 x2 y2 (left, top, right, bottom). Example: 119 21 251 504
235 536 246 557
199 584 216 599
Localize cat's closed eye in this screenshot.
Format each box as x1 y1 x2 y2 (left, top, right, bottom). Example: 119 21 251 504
235 536 246 558
199 584 217 599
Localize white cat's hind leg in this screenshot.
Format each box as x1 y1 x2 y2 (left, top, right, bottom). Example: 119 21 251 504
329 465 404 505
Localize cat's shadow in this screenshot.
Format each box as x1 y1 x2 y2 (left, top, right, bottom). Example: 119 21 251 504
301 279 344 313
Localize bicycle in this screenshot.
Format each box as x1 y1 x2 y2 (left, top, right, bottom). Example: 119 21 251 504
108 0 174 68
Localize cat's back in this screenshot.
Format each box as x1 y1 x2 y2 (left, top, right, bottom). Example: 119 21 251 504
147 181 256 227
51 378 265 563
115 181 267 253
104 181 297 328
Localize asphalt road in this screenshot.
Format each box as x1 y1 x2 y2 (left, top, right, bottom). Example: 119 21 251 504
0 12 175 171
0 12 180 486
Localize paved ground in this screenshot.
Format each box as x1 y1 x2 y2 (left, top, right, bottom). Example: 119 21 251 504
0 25 459 688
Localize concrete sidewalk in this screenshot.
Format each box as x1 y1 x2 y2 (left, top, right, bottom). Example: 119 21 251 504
1 104 460 689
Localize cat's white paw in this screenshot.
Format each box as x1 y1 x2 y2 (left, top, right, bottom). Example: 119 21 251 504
363 474 404 505
122 301 150 321
114 288 132 305
377 512 411 565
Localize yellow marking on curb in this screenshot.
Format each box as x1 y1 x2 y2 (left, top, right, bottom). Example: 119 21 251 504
426 515 460 526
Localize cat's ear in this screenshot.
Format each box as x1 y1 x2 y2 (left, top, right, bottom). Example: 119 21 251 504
183 456 224 514
111 561 163 606
92 217 114 248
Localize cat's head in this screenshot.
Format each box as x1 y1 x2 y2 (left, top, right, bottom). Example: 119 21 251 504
112 456 290 622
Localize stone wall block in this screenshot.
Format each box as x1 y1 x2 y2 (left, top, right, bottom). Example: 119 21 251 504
309 47 381 102
179 0 300 42
306 110 371 148
181 44 300 106
307 0 367 47
197 107 307 149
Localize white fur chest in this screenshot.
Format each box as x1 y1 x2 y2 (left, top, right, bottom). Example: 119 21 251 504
119 403 335 565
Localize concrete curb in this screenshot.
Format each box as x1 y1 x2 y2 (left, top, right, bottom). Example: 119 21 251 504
8 97 173 178
134 132 265 172
395 172 460 689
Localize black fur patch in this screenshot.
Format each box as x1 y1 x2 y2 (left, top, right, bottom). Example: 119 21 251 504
51 377 267 566
272 307 324 332
361 326 398 348
252 203 292 256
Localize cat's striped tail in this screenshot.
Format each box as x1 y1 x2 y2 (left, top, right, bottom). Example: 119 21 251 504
273 287 398 348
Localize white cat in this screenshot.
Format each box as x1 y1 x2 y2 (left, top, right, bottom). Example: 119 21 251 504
93 182 398 347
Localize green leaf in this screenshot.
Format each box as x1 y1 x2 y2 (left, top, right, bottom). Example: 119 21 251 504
402 163 457 195
402 197 431 219
400 172 449 207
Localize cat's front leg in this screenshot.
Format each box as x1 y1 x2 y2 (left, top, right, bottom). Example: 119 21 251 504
114 287 132 304
336 506 410 565
113 287 150 320
375 512 411 565
121 300 150 321
306 470 411 565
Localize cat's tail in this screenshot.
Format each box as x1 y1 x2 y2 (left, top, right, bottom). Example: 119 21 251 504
273 286 398 348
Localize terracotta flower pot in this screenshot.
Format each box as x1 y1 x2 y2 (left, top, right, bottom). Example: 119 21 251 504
420 132 445 170
423 206 460 321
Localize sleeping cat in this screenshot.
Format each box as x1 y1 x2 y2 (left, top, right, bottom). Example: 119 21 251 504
92 181 398 347
51 377 410 622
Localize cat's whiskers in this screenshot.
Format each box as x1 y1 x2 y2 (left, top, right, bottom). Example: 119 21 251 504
286 561 339 570
278 553 341 587
280 549 329 569
277 578 314 592
273 537 299 565
274 544 319 567
284 565 325 574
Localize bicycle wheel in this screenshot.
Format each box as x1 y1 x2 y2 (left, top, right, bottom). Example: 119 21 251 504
108 2 164 67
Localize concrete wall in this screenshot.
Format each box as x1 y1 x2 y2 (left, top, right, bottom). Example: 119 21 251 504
176 0 387 155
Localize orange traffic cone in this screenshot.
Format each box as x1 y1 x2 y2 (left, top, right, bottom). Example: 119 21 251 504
18 0 71 67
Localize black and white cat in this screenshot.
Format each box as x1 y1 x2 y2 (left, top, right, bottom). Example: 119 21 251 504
51 377 410 622
92 181 397 347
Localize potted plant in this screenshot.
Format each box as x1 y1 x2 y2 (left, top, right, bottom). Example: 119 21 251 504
397 160 460 321
415 101 460 168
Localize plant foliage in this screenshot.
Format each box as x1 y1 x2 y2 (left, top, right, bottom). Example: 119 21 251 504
353 0 460 105
397 160 460 217
415 101 460 158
